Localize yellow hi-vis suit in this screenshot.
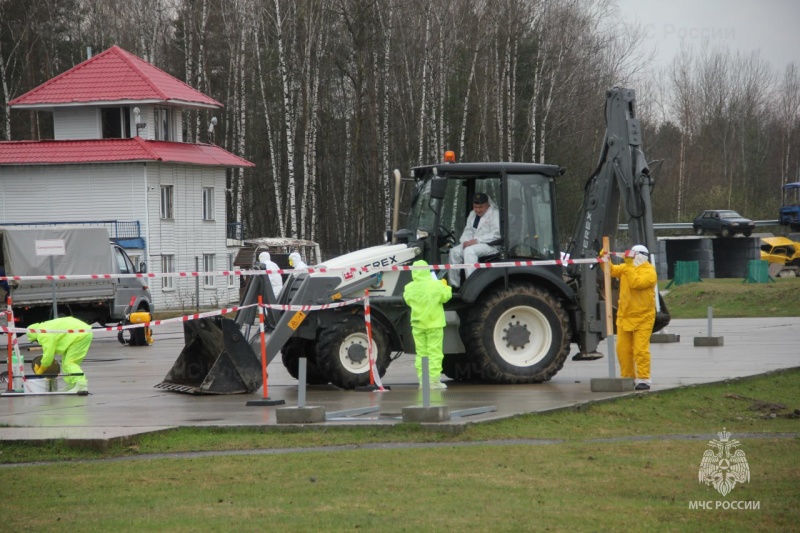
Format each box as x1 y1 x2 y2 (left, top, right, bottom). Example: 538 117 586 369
402 260 452 384
27 316 93 388
610 259 657 384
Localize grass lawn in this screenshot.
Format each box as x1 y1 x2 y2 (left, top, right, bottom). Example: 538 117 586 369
661 276 800 318
2 279 797 530
1 369 798 531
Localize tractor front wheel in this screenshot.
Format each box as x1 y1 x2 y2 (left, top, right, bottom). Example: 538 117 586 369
281 338 329 385
316 316 390 389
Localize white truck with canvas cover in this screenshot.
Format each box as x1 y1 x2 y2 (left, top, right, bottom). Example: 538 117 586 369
0 226 152 328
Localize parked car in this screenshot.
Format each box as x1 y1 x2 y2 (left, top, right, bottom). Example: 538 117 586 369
692 210 755 237
760 236 800 277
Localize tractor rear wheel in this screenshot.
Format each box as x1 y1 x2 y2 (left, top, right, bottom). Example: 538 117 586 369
281 338 329 385
441 353 481 381
316 315 390 389
462 284 570 384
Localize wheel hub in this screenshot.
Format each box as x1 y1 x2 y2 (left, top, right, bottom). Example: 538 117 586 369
502 320 531 350
346 342 368 364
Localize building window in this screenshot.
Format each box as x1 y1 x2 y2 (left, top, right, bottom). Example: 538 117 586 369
101 106 131 138
227 253 235 287
203 254 215 287
160 185 173 219
162 255 175 290
155 107 172 141
202 187 215 220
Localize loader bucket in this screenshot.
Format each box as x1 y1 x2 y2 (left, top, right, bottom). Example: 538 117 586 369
155 316 263 395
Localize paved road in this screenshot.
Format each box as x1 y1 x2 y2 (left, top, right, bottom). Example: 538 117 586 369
1 317 798 443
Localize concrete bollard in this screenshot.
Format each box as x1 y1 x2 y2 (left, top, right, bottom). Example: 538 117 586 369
402 356 450 423
276 358 327 424
693 306 724 346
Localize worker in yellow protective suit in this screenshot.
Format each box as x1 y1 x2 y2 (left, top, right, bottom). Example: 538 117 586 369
607 244 657 391
28 316 93 393
402 260 452 389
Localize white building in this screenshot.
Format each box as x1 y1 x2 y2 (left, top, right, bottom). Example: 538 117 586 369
0 45 253 310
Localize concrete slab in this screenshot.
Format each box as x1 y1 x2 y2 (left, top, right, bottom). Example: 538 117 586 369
1 317 798 443
651 333 680 343
590 378 634 392
276 406 326 424
694 336 725 346
402 405 450 423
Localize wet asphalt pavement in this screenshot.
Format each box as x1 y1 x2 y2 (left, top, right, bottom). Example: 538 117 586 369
1 317 798 443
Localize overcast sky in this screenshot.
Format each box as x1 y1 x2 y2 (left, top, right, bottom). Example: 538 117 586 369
614 0 800 74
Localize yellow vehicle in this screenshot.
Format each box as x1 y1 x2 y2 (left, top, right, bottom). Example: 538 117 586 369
760 237 800 277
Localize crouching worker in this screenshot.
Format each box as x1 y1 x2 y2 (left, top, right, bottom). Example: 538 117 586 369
402 260 452 390
27 316 93 393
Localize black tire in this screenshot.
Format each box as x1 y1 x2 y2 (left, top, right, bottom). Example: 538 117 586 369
721 228 730 238
118 323 149 346
462 284 570 384
743 230 752 237
316 315 390 390
694 226 704 236
441 353 481 381
281 338 329 385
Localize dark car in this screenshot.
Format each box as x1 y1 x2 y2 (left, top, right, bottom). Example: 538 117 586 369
693 210 755 237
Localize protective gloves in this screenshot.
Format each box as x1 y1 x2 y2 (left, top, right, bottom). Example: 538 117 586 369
623 249 635 265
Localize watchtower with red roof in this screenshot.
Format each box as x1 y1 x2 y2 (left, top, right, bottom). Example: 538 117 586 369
0 46 252 311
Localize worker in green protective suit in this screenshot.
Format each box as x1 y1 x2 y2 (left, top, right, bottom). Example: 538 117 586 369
27 316 93 393
606 244 657 391
402 260 452 389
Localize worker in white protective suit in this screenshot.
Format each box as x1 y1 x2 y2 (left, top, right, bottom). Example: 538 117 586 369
257 251 283 299
288 251 308 271
448 192 501 288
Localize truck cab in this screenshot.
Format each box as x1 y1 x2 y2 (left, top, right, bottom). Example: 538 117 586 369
780 182 800 232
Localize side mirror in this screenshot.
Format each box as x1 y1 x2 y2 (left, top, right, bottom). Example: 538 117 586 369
395 229 413 244
139 262 148 273
430 178 447 200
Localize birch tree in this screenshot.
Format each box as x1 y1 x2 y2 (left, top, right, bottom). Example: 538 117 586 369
778 63 800 185
273 0 299 237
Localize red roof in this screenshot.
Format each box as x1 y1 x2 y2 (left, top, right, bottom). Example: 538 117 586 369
0 138 253 167
10 45 221 109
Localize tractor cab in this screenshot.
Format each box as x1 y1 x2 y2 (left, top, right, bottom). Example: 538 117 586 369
403 156 564 278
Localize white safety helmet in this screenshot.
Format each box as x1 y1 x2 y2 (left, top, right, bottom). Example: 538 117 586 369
289 252 302 265
258 251 270 264
630 244 649 257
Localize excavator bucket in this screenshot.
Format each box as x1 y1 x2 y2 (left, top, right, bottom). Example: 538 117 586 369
155 316 262 395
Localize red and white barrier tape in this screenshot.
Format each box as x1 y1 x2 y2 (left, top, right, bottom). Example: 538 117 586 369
0 254 618 282
1 295 369 335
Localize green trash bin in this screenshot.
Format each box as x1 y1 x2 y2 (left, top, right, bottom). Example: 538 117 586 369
666 261 702 288
743 260 775 284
